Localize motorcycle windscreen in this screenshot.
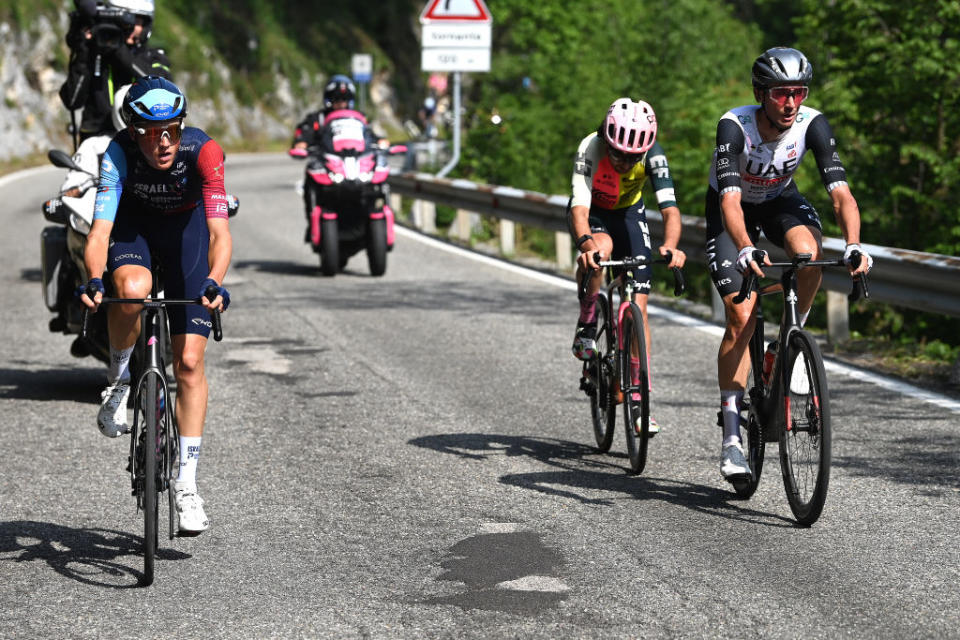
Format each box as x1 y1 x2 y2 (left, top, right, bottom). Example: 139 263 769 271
327 117 367 153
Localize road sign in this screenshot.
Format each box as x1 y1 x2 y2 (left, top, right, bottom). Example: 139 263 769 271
351 53 373 83
421 48 490 72
422 23 491 48
420 0 492 23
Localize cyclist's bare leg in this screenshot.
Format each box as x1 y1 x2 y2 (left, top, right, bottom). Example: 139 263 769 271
783 224 824 319
575 233 614 302
107 264 150 350
172 334 209 438
718 291 758 392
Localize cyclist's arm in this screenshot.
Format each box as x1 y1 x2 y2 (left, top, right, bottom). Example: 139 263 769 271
805 114 861 245
570 135 601 264
197 139 232 288
644 141 684 267
714 120 752 252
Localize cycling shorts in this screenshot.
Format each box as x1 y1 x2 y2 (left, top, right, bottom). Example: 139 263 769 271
107 200 213 338
587 200 653 293
704 185 823 298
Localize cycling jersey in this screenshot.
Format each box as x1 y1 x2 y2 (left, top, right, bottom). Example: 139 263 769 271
94 127 228 222
571 133 678 212
709 105 847 203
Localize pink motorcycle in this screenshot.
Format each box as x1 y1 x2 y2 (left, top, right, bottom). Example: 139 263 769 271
290 109 406 276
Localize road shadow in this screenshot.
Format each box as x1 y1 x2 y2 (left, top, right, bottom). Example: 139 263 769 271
0 367 104 403
409 433 793 527
0 520 189 588
20 267 41 282
232 259 319 277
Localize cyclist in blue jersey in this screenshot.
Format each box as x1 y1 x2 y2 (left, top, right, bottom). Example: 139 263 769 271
705 48 873 481
79 76 232 533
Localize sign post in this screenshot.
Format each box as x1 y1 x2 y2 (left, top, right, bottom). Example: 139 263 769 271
351 53 373 113
419 0 492 178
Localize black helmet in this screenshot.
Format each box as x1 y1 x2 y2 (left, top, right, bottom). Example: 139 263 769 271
323 74 356 111
751 47 813 89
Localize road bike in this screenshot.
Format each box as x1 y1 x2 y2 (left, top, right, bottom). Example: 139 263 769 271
726 250 868 525
578 253 685 474
82 276 223 586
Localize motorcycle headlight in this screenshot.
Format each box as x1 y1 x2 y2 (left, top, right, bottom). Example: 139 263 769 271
360 172 374 181
331 173 345 184
69 211 91 235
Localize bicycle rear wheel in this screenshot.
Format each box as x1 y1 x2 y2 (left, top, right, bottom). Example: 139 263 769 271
621 303 649 474
733 320 767 498
779 330 831 525
586 293 616 452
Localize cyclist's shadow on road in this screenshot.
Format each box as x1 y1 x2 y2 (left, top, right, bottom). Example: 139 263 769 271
0 366 104 403
0 520 190 588
409 433 794 527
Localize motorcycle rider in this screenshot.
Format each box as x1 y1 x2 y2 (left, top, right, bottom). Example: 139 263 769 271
59 0 171 144
290 74 380 239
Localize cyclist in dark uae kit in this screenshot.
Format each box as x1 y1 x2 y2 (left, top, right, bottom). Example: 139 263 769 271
705 47 873 481
79 76 232 533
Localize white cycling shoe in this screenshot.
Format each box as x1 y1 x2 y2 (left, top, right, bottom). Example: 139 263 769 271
174 481 209 534
721 442 752 480
97 380 131 438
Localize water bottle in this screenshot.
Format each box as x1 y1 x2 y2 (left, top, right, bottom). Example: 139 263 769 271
761 341 778 386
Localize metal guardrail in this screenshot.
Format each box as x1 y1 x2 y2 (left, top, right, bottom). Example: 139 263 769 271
388 171 960 322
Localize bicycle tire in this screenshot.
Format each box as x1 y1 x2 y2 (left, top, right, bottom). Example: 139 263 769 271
779 330 831 525
733 320 767 498
621 303 649 474
587 293 616 452
141 370 161 585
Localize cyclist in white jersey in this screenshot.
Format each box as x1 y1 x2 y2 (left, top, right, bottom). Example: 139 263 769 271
704 47 873 480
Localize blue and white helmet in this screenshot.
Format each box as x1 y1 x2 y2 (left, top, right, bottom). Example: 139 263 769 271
121 75 187 125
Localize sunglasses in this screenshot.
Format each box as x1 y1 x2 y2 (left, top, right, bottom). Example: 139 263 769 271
608 147 644 165
133 121 183 145
767 85 809 106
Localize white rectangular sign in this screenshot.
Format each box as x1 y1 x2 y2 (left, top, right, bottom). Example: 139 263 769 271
421 47 490 72
422 24 491 48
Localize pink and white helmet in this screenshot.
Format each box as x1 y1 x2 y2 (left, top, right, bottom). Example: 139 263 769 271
602 98 657 154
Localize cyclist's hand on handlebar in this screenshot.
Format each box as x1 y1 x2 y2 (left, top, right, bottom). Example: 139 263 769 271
736 246 768 277
200 278 230 312
844 243 873 275
659 245 686 269
76 277 104 311
577 248 605 271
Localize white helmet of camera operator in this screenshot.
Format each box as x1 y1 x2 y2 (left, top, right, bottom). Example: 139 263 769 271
111 84 133 132
104 0 155 39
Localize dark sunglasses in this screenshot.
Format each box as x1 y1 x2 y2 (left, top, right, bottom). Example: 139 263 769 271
133 121 183 145
768 85 809 106
608 147 643 165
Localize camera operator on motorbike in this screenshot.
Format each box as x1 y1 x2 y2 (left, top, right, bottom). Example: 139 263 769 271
79 76 232 533
59 0 171 146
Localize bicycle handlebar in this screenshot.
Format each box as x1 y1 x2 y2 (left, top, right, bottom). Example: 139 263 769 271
81 288 224 343
731 249 870 304
578 251 686 300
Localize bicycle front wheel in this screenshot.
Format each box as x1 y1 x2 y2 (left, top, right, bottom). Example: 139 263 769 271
587 293 616 452
734 320 768 498
140 371 162 585
779 330 831 525
621 303 649 474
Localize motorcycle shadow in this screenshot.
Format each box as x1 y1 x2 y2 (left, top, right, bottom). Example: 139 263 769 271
0 366 104 403
232 259 320 277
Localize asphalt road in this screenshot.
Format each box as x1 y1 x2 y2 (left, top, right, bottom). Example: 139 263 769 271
1 153 958 639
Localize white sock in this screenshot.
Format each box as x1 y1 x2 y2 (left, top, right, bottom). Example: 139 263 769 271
108 345 134 383
721 390 744 447
177 436 202 488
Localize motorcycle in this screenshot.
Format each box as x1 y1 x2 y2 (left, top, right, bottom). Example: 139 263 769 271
40 141 239 366
289 109 406 276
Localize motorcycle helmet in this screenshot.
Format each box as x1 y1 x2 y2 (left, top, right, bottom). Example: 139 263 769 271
121 75 186 125
104 0 155 43
323 74 356 111
601 98 657 155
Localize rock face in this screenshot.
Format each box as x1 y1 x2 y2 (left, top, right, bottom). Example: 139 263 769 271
0 15 405 161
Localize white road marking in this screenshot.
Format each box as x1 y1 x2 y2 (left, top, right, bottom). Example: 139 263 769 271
495 576 571 593
478 522 521 534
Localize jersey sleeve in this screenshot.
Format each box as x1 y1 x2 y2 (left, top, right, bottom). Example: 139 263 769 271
644 140 678 210
197 139 229 219
714 118 745 195
570 133 597 209
804 113 848 193
93 139 127 222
